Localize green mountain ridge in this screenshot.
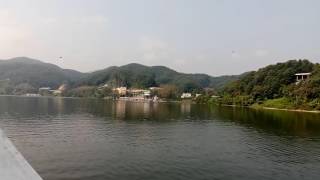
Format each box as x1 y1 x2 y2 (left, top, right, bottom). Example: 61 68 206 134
79 62 240 91
0 57 85 89
0 57 239 92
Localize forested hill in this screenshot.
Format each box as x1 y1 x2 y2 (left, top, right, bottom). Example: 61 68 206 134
0 57 239 93
79 63 239 91
0 57 85 88
221 59 320 109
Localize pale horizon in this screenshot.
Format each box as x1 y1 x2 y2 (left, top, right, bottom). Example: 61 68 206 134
1 0 319 76
0 56 317 76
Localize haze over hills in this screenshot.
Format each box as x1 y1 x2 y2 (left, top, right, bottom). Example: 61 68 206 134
0 57 85 89
79 63 240 91
0 57 240 91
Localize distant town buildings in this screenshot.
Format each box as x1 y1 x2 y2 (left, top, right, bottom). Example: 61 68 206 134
114 87 152 99
109 86 164 102
24 93 41 97
143 90 151 97
35 84 208 102
38 84 68 96
181 93 192 99
114 87 127 96
149 87 162 91
38 87 51 96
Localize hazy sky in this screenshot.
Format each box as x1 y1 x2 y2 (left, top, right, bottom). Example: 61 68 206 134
0 0 319 75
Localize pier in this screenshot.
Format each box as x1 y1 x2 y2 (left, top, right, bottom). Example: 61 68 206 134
0 129 43 180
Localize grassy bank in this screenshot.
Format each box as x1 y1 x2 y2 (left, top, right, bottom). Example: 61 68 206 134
253 98 296 109
254 97 320 111
196 95 320 113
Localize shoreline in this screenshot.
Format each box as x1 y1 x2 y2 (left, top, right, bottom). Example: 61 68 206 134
219 103 320 113
253 106 320 113
1 95 320 113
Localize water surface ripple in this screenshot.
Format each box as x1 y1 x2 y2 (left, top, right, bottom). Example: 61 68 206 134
0 96 320 180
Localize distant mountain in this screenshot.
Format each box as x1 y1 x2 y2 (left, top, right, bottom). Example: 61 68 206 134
0 57 240 91
80 63 240 91
0 57 85 88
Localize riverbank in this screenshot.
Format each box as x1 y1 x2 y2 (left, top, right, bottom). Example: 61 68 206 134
250 98 320 113
206 96 320 114
217 103 320 113
217 102 320 114
251 104 320 113
3 94 320 113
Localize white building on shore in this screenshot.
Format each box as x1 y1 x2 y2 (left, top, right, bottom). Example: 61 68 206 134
181 93 192 99
295 73 311 84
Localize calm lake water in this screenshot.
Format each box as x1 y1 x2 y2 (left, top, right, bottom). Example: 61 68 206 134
0 96 320 180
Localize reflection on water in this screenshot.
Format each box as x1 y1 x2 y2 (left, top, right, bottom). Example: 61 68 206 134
0 96 320 180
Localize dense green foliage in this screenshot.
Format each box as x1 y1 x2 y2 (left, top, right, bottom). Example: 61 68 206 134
80 63 239 91
256 98 296 109
219 59 320 110
0 79 11 94
223 60 314 100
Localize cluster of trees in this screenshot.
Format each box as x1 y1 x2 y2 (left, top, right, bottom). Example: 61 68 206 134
0 79 11 94
282 64 320 109
0 80 38 95
218 59 320 109
223 60 314 100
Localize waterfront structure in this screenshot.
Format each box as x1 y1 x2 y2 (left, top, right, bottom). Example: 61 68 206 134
24 93 41 97
149 87 162 90
128 89 144 97
38 87 51 96
152 95 159 102
38 84 67 97
143 90 151 98
127 89 151 98
38 84 67 96
295 73 311 84
181 93 192 99
114 87 127 96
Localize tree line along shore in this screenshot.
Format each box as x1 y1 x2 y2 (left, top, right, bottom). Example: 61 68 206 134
197 59 320 111
1 57 320 111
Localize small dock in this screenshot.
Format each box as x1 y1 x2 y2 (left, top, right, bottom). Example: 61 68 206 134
0 129 43 180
